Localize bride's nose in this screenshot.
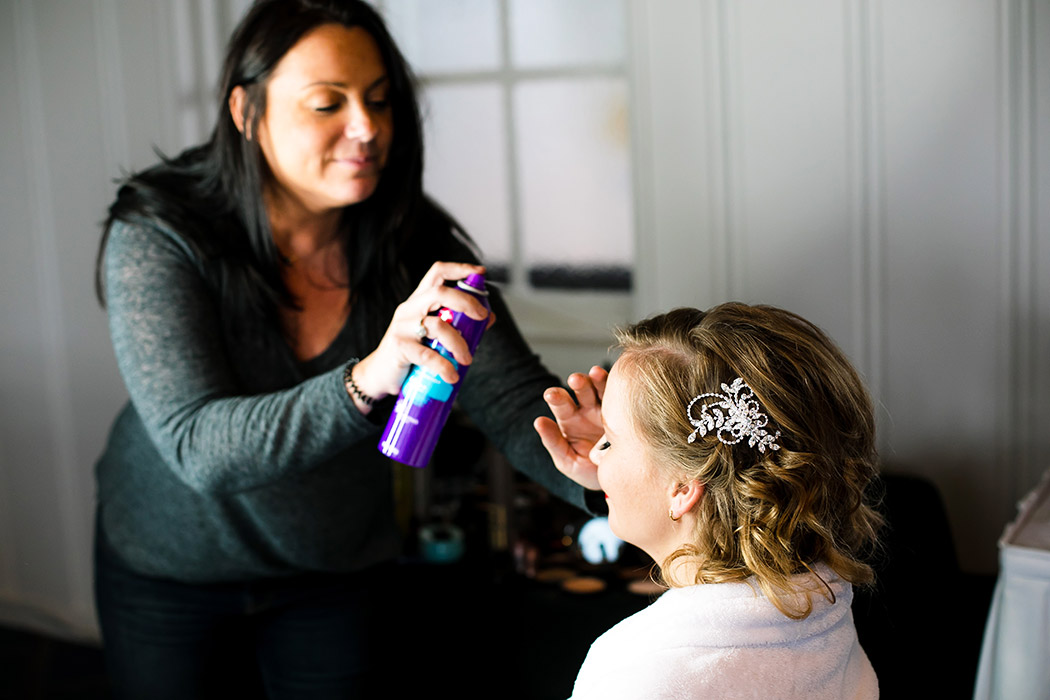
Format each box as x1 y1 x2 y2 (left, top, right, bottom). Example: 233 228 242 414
588 436 609 466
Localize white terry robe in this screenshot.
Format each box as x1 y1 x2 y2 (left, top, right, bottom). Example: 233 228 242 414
569 566 878 699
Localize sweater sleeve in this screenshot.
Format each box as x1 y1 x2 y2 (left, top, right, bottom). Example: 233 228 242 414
103 220 377 495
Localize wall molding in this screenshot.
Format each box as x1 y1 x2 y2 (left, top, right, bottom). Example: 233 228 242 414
998 0 1040 503
627 0 655 316
845 0 888 412
716 0 742 300
94 0 130 177
12 0 83 610
0 1 16 597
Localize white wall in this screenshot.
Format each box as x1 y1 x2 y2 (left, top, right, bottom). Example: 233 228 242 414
0 0 231 641
633 0 1050 575
0 0 1047 642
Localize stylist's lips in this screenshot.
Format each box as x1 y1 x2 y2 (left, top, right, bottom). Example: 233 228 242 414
336 153 379 174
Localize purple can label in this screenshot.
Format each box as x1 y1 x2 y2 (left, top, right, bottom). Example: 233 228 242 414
378 356 459 464
401 360 456 405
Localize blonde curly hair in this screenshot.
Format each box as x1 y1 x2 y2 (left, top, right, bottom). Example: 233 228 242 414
614 303 882 619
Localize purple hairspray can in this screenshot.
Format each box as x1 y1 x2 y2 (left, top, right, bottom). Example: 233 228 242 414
378 273 491 467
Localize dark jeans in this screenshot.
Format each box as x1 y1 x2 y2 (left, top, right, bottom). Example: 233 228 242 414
94 533 392 700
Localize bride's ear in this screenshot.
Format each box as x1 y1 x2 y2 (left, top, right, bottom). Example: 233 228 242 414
669 480 704 521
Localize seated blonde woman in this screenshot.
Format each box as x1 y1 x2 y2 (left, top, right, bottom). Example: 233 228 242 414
535 303 881 699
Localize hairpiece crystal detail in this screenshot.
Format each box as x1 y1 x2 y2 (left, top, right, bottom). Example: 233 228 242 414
686 378 781 453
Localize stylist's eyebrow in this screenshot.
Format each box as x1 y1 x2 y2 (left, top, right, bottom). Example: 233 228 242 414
304 75 389 90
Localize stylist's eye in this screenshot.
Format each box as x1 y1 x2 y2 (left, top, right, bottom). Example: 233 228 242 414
597 441 611 451
308 93 344 114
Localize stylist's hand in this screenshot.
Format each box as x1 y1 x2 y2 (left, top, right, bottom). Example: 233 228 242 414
350 262 494 412
533 366 607 491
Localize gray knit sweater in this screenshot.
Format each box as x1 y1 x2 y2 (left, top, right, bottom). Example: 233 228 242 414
96 219 587 583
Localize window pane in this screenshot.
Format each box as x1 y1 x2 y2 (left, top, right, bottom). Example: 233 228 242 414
422 84 512 266
382 0 500 73
514 78 632 287
509 0 626 69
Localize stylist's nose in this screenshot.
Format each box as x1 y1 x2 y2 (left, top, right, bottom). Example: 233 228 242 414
344 100 378 142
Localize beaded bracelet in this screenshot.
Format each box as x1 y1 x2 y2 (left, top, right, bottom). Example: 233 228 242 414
342 358 375 406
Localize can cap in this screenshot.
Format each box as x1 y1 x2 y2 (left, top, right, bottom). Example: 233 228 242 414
459 273 488 296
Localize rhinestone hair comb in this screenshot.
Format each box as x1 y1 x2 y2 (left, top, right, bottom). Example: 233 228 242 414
686 377 781 453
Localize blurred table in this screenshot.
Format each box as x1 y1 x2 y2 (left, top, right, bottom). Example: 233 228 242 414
974 472 1050 700
388 556 656 699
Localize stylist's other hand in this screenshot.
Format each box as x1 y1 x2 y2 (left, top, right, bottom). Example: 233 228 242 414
351 262 494 412
533 366 607 491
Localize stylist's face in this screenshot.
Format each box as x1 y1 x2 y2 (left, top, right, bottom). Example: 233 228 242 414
255 23 393 215
589 362 674 559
